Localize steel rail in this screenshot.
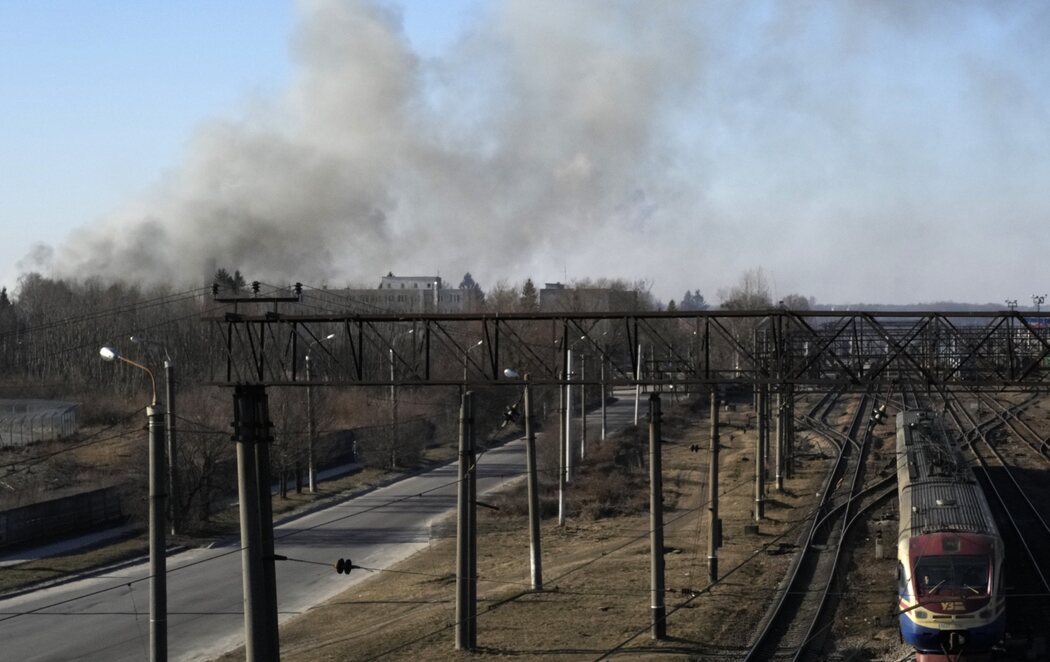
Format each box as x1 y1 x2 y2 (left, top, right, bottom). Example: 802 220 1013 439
941 393 1050 594
742 393 870 661
792 391 883 661
972 391 1050 462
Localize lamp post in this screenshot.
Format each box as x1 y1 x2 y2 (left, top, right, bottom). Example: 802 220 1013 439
565 335 586 480
504 368 542 589
463 340 484 382
306 333 336 493
100 346 166 662
130 335 179 536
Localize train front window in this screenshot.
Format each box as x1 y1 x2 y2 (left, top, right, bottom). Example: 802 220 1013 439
915 555 988 596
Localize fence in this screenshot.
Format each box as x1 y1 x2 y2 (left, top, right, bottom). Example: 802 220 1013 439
0 399 78 447
0 485 125 550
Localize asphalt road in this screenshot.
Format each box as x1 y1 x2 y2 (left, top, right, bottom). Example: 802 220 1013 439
0 390 641 661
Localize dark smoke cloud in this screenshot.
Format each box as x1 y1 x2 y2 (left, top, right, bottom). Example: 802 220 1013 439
31 0 1050 303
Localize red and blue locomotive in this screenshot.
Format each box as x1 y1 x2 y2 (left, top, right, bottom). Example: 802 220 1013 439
896 410 1005 661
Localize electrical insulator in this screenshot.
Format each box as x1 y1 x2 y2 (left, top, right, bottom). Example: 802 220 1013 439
211 283 220 296
335 558 353 575
251 281 261 295
294 282 303 297
689 444 701 453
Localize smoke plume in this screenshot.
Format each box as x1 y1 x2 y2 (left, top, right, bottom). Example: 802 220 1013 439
31 0 1050 302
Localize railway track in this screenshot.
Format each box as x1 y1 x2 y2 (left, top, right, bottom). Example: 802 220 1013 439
743 392 896 661
971 390 1050 463
941 391 1050 646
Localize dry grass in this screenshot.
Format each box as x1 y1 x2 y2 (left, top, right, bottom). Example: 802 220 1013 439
0 535 148 594
215 396 838 661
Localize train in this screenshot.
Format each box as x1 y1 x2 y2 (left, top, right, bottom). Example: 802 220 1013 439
896 409 1005 661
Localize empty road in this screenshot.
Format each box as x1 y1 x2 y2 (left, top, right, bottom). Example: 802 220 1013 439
0 390 640 661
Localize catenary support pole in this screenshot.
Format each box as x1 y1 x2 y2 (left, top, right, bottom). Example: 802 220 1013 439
755 383 766 520
390 348 399 468
164 360 179 536
600 355 607 441
456 391 477 650
524 377 543 590
787 384 795 478
580 353 587 461
232 386 268 662
467 395 477 650
565 349 574 482
305 355 316 493
253 391 280 661
634 343 643 425
147 405 168 662
775 388 784 493
708 390 720 581
649 394 666 639
558 373 567 527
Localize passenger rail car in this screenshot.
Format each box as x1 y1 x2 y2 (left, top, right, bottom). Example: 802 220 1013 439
896 410 1005 662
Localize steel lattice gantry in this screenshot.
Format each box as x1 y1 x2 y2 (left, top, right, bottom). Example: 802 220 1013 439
203 308 1050 392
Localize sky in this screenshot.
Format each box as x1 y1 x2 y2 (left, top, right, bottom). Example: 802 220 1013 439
1 0 1048 306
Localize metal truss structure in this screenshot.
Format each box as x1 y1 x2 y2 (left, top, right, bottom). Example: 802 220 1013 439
205 308 1050 392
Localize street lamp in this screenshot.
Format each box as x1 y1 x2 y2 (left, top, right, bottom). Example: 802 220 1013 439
99 345 166 662
569 335 587 463
463 340 484 381
131 335 180 536
1033 294 1046 315
305 333 336 493
504 368 542 590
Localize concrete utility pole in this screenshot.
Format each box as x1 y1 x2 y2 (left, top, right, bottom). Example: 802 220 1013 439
789 385 796 476
164 360 179 536
600 353 607 441
558 372 567 527
305 355 317 493
648 394 666 639
524 377 542 590
579 353 587 461
147 405 168 662
634 343 643 425
231 384 279 662
254 411 280 658
456 391 477 650
565 349 574 482
775 388 784 493
305 332 334 493
390 348 398 468
708 391 720 581
755 383 766 521
785 384 795 479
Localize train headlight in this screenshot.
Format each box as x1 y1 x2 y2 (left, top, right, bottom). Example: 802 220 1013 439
916 610 928 619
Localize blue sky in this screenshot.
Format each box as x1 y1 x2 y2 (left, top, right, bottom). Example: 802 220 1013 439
2 1 1048 305
0 0 480 290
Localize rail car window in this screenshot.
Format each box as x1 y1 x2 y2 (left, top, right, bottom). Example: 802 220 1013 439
914 555 988 596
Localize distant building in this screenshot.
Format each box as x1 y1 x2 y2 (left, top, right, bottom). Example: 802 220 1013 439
308 273 476 313
539 282 640 312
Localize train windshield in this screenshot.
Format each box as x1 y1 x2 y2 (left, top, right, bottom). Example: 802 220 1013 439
915 555 988 596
